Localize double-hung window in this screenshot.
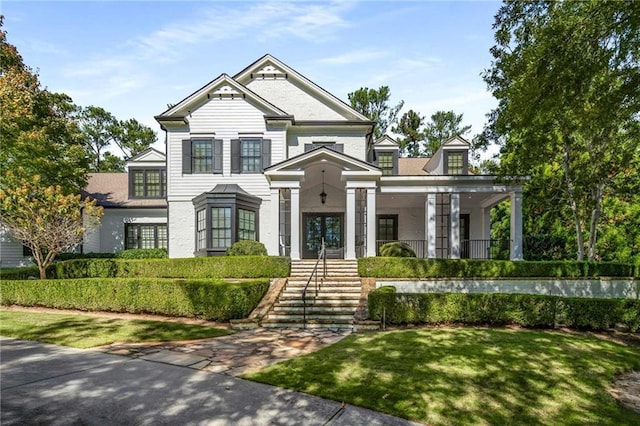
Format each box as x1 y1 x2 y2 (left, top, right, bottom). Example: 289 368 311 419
130 169 166 198
231 138 271 174
377 152 394 176
445 151 466 175
182 138 223 174
125 224 167 249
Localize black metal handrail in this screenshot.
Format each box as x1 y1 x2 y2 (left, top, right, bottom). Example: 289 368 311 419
302 238 326 329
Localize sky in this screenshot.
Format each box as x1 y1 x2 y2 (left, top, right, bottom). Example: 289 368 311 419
3 0 502 154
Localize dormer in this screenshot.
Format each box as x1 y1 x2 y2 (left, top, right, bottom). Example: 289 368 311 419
373 135 400 176
424 135 470 175
126 148 167 199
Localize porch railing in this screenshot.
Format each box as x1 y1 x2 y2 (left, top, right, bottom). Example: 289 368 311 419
302 238 326 328
376 239 512 260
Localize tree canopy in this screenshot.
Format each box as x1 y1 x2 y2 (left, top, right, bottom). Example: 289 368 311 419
484 0 640 261
348 86 404 138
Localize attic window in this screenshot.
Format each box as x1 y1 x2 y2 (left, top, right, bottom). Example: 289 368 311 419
130 169 166 198
444 151 467 175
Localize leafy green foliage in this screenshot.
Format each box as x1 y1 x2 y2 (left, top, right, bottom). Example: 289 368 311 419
226 240 267 256
0 278 269 321
48 256 290 279
358 257 635 278
0 171 103 279
378 241 416 257
392 109 425 157
368 289 640 332
422 110 472 156
116 248 168 259
348 86 403 138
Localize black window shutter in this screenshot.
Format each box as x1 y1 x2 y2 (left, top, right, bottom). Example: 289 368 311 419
182 140 192 174
392 150 399 175
334 144 344 153
213 139 223 173
261 139 271 171
231 139 241 173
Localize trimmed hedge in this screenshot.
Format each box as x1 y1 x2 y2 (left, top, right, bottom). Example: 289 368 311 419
0 266 40 280
358 257 635 278
368 287 640 332
1 278 270 321
226 241 267 256
48 256 290 279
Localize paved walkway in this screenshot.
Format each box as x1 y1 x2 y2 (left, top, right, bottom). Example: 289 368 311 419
97 328 350 376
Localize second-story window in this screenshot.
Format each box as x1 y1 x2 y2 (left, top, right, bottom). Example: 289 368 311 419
241 139 262 172
131 169 166 198
445 151 465 175
182 138 223 174
377 152 394 176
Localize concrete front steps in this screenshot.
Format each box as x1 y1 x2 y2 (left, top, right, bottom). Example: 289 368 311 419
262 260 362 330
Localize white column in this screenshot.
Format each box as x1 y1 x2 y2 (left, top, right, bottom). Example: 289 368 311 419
426 193 437 258
366 187 377 257
510 190 524 260
268 188 280 256
482 207 491 241
345 187 356 259
290 186 301 260
449 193 460 259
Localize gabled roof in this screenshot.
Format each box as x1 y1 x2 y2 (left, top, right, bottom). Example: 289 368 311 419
155 73 287 120
264 146 381 175
442 135 471 148
126 147 166 164
374 135 400 148
398 158 430 176
234 54 371 122
82 173 167 208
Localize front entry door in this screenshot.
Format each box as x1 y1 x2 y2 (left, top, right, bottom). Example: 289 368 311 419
303 213 343 258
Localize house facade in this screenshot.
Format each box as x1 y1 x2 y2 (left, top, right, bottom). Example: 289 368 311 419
0 54 524 267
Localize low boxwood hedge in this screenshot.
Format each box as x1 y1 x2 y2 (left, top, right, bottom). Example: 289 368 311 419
368 286 640 332
358 258 635 278
1 278 270 321
48 256 290 279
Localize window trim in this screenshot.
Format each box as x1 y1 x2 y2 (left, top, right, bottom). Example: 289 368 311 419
129 168 167 199
182 138 223 174
124 223 168 250
231 138 271 174
376 214 398 241
444 150 468 175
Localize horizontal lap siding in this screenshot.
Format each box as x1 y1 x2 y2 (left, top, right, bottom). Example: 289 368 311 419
287 129 367 159
246 79 345 121
167 98 284 200
0 229 32 267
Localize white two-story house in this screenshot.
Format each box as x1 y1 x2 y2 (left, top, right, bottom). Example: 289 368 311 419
155 54 524 261
0 54 524 267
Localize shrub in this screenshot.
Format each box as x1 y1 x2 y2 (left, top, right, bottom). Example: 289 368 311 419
379 242 416 257
368 289 639 332
115 248 168 259
358 258 634 278
49 256 290 279
0 266 40 280
226 240 267 256
56 252 116 261
0 278 270 321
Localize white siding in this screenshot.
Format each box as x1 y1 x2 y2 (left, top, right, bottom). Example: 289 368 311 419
0 229 32 268
287 128 367 160
167 97 285 200
246 79 346 121
259 199 278 256
96 209 167 253
168 201 195 258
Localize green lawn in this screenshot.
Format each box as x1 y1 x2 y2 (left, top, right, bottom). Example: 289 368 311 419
0 310 233 348
245 328 640 425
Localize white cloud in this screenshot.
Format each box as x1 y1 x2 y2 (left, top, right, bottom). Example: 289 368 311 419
317 49 389 65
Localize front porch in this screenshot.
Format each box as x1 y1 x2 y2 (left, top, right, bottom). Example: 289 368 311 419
264 147 524 261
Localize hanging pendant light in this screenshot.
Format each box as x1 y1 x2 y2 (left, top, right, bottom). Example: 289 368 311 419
320 170 327 204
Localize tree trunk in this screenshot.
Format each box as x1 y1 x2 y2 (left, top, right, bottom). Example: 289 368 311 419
587 183 605 260
562 138 584 260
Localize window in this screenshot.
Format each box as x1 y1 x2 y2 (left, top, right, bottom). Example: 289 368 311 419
377 152 394 176
192 185 262 256
125 224 167 249
182 139 223 174
241 139 262 172
377 215 398 241
238 209 256 240
211 207 232 248
196 209 207 250
231 138 271 174
445 151 465 175
130 169 166 198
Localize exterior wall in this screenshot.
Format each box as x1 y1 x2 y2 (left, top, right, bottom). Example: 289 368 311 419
166 97 285 201
378 279 640 299
287 128 367 159
0 229 32 268
246 79 346 121
94 208 167 253
168 201 195 258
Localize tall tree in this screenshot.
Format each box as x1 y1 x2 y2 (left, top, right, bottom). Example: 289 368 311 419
0 18 88 193
348 86 404 138
483 0 640 260
393 110 425 157
0 170 103 279
422 110 472 156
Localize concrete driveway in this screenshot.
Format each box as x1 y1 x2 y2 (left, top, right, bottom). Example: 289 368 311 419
0 337 419 425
